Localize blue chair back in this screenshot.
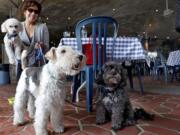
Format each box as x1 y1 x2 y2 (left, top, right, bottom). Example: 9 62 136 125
73 16 118 112
75 16 119 71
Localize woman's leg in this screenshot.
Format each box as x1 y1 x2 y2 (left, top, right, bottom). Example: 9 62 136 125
16 60 22 81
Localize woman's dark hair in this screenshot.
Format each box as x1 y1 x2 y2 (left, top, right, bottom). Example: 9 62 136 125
21 0 41 14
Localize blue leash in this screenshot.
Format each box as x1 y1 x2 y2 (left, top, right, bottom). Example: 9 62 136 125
35 47 46 65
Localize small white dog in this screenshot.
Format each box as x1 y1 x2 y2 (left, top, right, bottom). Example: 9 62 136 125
1 18 27 68
13 46 86 135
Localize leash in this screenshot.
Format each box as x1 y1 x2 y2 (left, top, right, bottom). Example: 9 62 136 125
38 46 46 64
35 45 47 66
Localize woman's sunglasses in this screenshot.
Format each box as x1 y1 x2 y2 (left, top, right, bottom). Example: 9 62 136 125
27 8 39 14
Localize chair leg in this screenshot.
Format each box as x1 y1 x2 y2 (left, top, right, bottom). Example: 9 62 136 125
76 81 86 102
126 66 134 90
174 66 178 81
135 64 144 95
157 68 160 80
85 68 93 112
72 73 81 102
152 67 157 80
171 66 178 82
163 66 168 83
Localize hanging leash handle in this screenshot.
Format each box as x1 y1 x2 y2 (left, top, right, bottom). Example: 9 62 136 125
35 42 47 66
39 46 46 64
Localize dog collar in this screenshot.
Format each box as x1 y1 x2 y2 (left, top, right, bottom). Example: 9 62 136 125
7 33 18 39
102 87 115 94
100 84 123 94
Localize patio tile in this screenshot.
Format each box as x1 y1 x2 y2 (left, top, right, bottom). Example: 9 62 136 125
144 116 180 131
0 124 24 135
68 110 92 120
64 116 78 126
116 126 139 135
138 131 155 135
72 130 99 135
0 78 180 135
163 114 180 120
82 126 112 135
141 125 179 135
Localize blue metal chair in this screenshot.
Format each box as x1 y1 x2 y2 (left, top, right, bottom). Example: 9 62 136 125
154 52 169 82
155 52 180 82
72 16 118 112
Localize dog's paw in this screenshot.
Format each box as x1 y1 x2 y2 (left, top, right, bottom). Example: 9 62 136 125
111 123 123 131
96 118 106 125
96 121 105 125
124 118 136 126
13 120 27 126
54 126 64 133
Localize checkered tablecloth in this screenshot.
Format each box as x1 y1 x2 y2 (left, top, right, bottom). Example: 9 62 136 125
59 37 146 61
166 50 180 66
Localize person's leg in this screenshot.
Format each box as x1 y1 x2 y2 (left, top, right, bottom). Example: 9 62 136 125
16 60 22 81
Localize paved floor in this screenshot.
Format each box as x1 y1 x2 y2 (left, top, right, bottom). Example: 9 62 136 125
0 77 180 135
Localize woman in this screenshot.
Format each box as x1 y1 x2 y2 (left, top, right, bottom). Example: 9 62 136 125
17 0 49 80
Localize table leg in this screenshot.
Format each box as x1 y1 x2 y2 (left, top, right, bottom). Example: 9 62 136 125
126 66 134 90
135 64 144 94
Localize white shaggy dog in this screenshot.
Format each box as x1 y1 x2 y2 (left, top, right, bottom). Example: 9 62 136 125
1 18 27 68
13 46 86 135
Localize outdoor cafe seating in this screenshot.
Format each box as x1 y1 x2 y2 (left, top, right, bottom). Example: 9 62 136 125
166 50 180 81
149 50 180 82
59 16 147 112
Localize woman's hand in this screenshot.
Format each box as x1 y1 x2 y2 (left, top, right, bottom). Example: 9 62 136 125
34 42 47 53
35 42 44 49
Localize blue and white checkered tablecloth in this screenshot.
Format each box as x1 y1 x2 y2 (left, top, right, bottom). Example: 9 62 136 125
166 50 180 66
59 37 146 61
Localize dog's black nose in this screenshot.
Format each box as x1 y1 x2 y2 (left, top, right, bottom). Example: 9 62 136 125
78 55 83 61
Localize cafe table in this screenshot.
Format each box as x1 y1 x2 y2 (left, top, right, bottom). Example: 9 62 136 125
59 37 146 94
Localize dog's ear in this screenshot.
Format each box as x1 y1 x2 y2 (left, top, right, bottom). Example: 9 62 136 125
119 65 127 88
1 21 7 33
45 47 56 61
95 69 104 85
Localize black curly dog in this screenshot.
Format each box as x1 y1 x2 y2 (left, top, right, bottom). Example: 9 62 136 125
95 61 154 131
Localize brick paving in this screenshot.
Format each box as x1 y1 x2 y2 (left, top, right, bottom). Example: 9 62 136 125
0 79 180 135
